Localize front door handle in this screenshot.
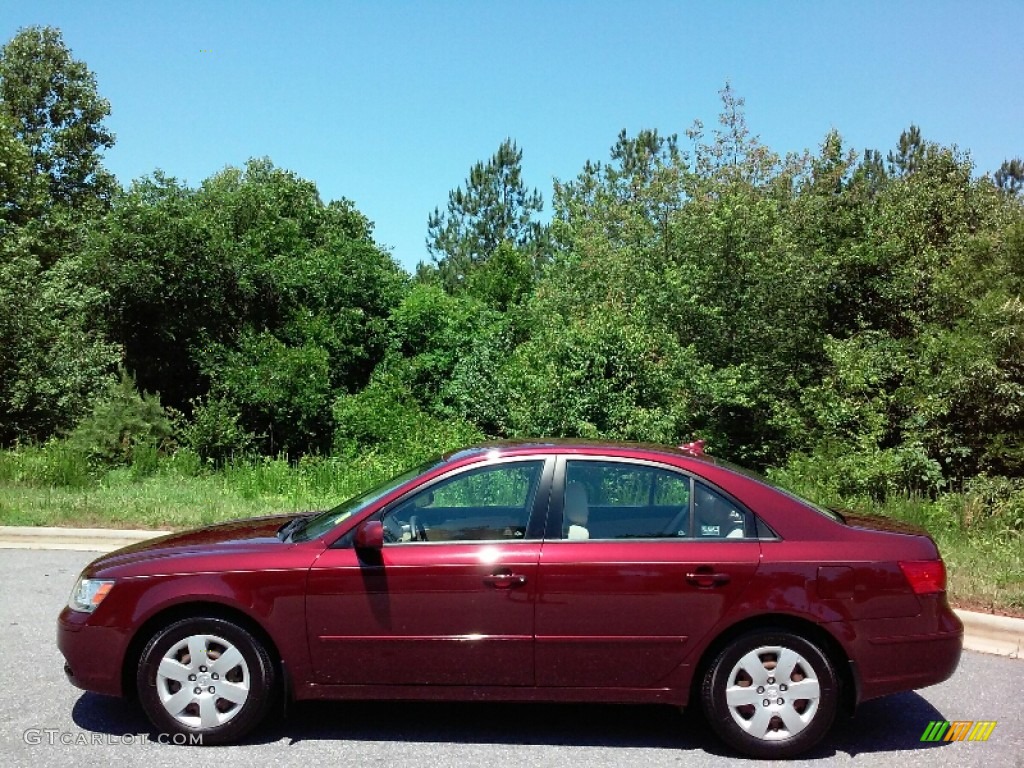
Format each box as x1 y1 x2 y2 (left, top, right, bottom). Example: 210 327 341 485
484 571 528 589
686 567 731 588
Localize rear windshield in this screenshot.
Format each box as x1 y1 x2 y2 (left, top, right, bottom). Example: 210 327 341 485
705 457 846 524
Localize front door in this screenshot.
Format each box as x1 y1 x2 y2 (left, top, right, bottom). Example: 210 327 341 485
307 458 550 687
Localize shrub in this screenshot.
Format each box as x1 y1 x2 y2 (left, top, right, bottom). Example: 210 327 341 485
161 447 204 478
332 375 483 464
178 396 257 464
954 475 1024 533
68 371 173 468
774 440 946 503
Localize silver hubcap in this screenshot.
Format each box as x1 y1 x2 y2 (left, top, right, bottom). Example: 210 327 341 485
156 634 250 729
724 645 821 741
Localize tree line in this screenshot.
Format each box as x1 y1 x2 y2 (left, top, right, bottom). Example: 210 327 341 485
2 26 1023 513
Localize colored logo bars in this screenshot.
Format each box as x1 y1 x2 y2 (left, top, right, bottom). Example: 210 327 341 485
920 721 997 742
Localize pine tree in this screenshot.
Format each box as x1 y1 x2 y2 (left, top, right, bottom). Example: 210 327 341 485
995 158 1024 195
426 138 544 291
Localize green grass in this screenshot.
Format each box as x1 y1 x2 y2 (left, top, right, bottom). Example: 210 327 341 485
0 444 1020 615
0 445 410 529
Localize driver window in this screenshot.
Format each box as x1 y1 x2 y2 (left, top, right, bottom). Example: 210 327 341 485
382 461 543 544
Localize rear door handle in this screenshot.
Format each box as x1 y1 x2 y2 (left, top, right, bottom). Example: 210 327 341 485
686 567 731 588
483 571 528 589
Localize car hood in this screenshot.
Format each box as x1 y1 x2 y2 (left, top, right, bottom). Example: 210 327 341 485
83 512 312 576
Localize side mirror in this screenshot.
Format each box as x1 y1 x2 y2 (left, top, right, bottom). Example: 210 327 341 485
354 520 384 550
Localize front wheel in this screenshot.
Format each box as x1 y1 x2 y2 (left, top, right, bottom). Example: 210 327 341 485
136 617 276 745
700 628 839 759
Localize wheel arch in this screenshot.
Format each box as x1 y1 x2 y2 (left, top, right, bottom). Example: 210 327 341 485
121 601 285 701
690 613 858 714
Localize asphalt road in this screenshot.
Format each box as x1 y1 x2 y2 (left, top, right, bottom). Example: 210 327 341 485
1 549 1021 768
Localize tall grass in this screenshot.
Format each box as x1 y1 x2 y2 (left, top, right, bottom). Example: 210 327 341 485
0 443 412 530
0 442 92 488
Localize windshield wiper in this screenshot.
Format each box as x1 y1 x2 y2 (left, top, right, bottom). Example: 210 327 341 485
277 512 316 542
826 506 848 524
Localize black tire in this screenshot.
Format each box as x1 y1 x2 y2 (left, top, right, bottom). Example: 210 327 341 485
700 628 839 759
136 616 276 745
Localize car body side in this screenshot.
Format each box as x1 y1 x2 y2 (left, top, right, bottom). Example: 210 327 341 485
58 443 963 710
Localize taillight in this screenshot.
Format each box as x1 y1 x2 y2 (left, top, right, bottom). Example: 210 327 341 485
899 560 946 594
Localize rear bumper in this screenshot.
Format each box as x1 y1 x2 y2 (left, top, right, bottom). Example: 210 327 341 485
842 599 964 703
57 607 127 698
858 628 963 701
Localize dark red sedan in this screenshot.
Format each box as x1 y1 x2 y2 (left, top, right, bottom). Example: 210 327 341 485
58 440 962 758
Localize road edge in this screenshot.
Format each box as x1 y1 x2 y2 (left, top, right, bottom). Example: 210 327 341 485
0 525 167 552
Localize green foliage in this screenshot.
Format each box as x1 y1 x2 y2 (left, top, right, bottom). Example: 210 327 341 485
211 332 333 455
773 442 944 503
68 371 172 468
427 138 546 291
177 397 256 465
465 241 535 311
0 26 115 213
0 440 92 488
0 111 41 233
500 310 700 443
380 282 519 425
0 28 119 446
538 88 1024 483
0 251 119 443
954 475 1024 533
995 158 1024 195
162 446 204 478
332 375 483 464
0 25 115 277
86 159 406 455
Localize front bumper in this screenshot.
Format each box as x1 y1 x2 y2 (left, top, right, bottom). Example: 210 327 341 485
57 606 128 698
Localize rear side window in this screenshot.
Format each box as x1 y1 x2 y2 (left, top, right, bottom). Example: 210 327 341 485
692 481 752 539
561 460 758 540
563 461 691 539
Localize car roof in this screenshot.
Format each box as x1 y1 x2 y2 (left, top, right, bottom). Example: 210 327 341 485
442 439 719 467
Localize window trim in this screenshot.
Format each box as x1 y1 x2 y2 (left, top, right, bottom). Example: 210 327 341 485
549 455 774 543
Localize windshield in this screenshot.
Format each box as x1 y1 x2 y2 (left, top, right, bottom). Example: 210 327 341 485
290 457 446 542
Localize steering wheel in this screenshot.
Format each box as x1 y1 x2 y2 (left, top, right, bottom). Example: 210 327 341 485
409 515 428 542
382 515 400 543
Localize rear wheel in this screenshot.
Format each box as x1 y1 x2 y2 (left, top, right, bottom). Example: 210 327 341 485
700 628 838 759
136 617 276 745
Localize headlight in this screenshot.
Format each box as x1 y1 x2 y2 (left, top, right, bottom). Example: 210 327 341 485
68 578 115 613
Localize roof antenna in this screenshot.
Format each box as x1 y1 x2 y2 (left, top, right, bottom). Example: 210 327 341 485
679 439 706 456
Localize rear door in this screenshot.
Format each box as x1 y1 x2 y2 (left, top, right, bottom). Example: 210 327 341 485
535 457 761 689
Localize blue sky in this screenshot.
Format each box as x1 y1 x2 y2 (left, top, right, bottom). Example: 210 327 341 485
3 1 1022 270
